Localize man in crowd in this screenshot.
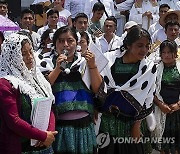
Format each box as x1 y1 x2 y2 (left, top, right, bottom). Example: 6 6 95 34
97 16 122 53
74 13 89 33
20 9 41 51
0 0 8 17
148 3 170 36
37 9 59 36
165 21 180 46
152 9 180 43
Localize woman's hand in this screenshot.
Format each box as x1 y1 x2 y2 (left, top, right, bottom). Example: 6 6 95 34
169 103 180 113
43 131 58 147
131 120 142 140
158 102 172 114
85 51 96 69
55 54 67 70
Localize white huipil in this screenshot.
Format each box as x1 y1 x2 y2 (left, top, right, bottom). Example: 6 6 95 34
129 0 159 30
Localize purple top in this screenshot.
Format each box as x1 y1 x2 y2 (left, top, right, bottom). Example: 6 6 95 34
0 78 55 154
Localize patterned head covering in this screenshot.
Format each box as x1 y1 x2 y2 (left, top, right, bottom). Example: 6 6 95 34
0 33 54 105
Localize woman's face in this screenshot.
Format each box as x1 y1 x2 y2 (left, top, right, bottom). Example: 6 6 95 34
78 37 88 53
161 46 176 66
127 37 150 62
56 31 77 60
21 42 33 70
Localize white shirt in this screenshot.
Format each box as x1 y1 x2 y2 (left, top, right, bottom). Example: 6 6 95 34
158 0 180 10
129 0 159 30
148 21 163 36
116 0 134 11
120 31 127 40
64 0 86 18
97 34 122 53
31 31 41 51
58 9 71 27
37 25 60 36
84 0 115 19
175 1 180 10
175 37 180 47
151 28 167 43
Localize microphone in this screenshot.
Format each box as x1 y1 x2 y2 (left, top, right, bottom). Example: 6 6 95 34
60 50 70 74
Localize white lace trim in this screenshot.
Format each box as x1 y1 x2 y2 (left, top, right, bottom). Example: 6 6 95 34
0 33 54 106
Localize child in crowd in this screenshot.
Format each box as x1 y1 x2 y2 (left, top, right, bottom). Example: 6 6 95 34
153 40 180 154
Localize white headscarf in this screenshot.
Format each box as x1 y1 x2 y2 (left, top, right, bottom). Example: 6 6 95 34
0 33 54 105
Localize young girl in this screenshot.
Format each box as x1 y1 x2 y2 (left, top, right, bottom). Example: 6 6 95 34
78 31 90 56
153 40 180 154
97 27 156 154
47 26 102 153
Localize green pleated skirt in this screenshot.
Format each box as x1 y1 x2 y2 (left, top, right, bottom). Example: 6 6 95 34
98 113 152 154
53 115 97 154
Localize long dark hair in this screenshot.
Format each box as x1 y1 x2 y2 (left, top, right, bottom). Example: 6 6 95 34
39 28 54 49
120 27 151 52
79 31 90 45
159 40 178 57
53 26 78 48
0 31 4 42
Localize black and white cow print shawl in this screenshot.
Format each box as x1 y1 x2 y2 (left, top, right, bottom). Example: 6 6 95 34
101 50 157 119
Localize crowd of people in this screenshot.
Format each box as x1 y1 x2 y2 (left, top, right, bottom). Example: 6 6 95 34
0 0 180 154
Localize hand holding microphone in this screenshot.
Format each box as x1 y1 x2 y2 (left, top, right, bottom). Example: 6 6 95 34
56 50 68 69
56 50 71 74
60 50 68 70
